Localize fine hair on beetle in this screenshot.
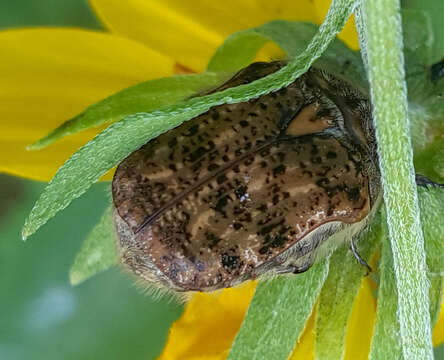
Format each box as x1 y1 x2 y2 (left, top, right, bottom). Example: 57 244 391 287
112 60 383 295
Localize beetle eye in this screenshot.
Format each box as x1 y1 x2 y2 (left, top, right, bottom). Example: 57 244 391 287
285 102 333 136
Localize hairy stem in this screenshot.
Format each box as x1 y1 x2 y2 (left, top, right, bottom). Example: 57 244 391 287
356 0 433 358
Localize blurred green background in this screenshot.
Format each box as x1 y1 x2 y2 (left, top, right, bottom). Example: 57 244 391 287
0 0 442 359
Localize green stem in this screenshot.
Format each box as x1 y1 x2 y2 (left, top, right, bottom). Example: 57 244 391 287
357 0 433 358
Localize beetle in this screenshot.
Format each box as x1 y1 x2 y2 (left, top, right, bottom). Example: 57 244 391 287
111 61 438 293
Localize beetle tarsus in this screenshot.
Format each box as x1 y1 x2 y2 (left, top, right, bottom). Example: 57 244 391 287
350 239 372 275
291 263 312 274
274 263 312 275
415 174 444 189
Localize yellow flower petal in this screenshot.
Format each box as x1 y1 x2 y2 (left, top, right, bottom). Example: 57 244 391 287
312 0 359 50
89 0 317 72
433 298 444 346
159 281 257 360
289 307 316 359
0 28 173 181
344 277 376 359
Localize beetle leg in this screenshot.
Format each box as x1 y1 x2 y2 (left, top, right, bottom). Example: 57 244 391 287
415 174 444 189
350 239 372 275
274 263 312 275
291 263 312 274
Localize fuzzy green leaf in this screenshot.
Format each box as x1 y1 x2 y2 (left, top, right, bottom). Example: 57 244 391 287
28 72 227 150
69 206 118 285
23 0 357 239
228 259 330 360
315 217 382 360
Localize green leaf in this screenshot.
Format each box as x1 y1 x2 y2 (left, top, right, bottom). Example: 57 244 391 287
403 10 433 67
369 214 401 360
23 0 358 239
401 10 444 168
228 259 330 360
69 206 119 285
315 217 381 360
402 10 434 107
415 140 444 183
404 0 444 63
208 21 366 90
418 188 444 325
207 32 269 72
28 72 228 150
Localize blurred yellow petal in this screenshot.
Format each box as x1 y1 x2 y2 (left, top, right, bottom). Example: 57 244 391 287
312 0 359 49
90 0 317 72
159 281 257 360
433 298 444 346
0 28 173 181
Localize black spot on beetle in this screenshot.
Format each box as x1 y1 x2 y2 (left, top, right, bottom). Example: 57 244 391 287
167 137 178 148
216 174 228 185
273 164 286 177
257 204 267 212
221 253 240 269
215 196 228 215
184 124 199 137
233 222 242 230
312 156 322 164
235 185 247 200
347 187 361 202
316 178 330 188
187 146 208 162
208 163 220 171
205 232 221 248
259 219 285 236
239 120 249 127
327 151 337 159
311 144 319 155
272 194 279 205
270 235 286 248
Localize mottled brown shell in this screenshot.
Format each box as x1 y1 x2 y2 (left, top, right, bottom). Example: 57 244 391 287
112 62 380 292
